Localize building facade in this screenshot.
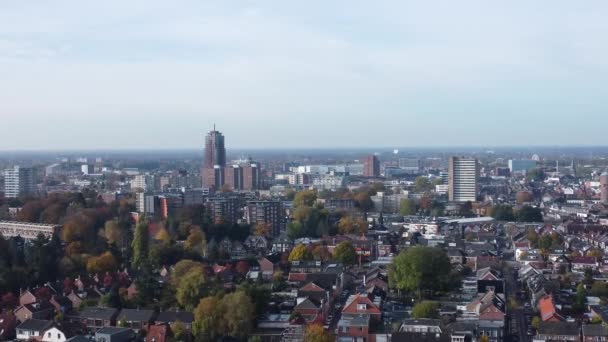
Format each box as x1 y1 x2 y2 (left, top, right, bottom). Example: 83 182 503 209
4 166 34 198
246 201 285 237
600 171 608 203
201 128 226 188
448 157 479 202
363 155 380 178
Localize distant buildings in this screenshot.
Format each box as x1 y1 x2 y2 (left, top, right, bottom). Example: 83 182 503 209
0 221 60 240
508 159 536 174
448 157 479 202
363 155 380 178
224 159 260 191
371 191 408 213
398 158 421 173
3 166 34 198
601 171 608 203
246 200 285 237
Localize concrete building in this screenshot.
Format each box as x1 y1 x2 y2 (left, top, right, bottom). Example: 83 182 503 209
246 201 285 237
0 221 60 240
201 127 226 188
363 155 380 177
206 196 241 224
224 161 260 191
601 171 608 203
398 158 421 173
508 159 537 174
312 173 346 190
3 166 34 198
448 157 479 202
371 191 408 213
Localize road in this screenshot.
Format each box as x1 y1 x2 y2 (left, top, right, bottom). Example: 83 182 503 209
503 254 534 342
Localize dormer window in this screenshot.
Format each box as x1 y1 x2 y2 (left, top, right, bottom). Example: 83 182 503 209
357 303 367 311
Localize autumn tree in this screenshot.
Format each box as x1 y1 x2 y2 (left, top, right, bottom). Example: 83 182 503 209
334 241 357 265
184 227 206 255
193 296 221 341
131 216 150 268
288 244 313 262
253 222 270 237
293 190 317 208
103 219 123 246
86 251 118 274
312 245 332 261
337 216 368 235
304 323 334 342
219 291 255 338
154 227 171 245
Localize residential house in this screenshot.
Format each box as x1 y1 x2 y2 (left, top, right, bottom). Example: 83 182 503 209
271 234 292 253
156 311 194 331
244 235 268 253
146 324 172 342
16 319 53 341
19 290 38 306
94 327 136 342
66 307 119 331
293 297 325 324
583 324 608 342
42 326 73 342
536 321 580 342
539 295 563 322
50 295 73 314
399 319 442 333
116 309 156 332
571 256 598 273
14 302 54 323
258 257 275 280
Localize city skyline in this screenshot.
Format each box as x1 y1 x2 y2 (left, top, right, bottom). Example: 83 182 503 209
2 1 608 150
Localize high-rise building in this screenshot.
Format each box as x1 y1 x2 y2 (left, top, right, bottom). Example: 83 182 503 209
3 166 34 198
223 160 260 191
448 157 479 202
202 127 226 188
206 196 241 224
363 155 380 177
203 128 226 169
246 200 285 237
601 171 608 203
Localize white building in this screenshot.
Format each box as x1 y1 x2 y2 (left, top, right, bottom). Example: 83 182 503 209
448 157 479 202
41 327 69 342
3 166 34 198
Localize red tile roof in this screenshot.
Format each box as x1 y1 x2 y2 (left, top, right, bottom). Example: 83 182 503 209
342 294 381 316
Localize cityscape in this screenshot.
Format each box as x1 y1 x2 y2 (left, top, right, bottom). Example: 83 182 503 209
2 1 608 342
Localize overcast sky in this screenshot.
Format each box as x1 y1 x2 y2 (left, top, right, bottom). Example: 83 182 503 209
1 1 607 150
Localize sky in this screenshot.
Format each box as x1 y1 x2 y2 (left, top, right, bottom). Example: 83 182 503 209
0 1 607 150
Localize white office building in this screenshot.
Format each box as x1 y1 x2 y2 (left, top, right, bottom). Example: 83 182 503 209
448 157 479 202
3 166 34 198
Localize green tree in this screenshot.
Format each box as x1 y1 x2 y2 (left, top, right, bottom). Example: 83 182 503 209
176 268 207 310
131 216 149 268
489 205 515 221
334 241 357 265
293 190 317 208
412 301 440 319
573 283 587 313
389 246 452 298
287 221 304 241
193 296 221 341
517 206 543 222
415 176 432 192
219 291 255 338
288 244 313 261
400 199 417 216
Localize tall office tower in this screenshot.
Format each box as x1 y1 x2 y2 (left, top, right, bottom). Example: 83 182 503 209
363 155 380 177
601 171 608 203
242 162 260 191
3 166 34 198
202 127 227 188
246 200 285 237
448 157 479 202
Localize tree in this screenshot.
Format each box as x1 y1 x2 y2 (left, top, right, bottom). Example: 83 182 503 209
288 244 313 261
176 268 207 310
131 217 149 268
253 222 270 237
517 206 543 222
573 283 587 313
415 176 432 193
86 252 118 274
312 245 332 261
527 229 539 247
531 316 541 330
104 219 123 246
389 246 452 298
412 301 440 318
219 291 255 338
304 323 334 342
236 260 250 275
193 296 221 341
479 335 490 342
337 216 367 235
400 199 417 216
171 260 204 287
489 205 515 221
334 241 357 265
293 190 317 208
287 221 305 241
184 227 206 254
154 227 171 245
